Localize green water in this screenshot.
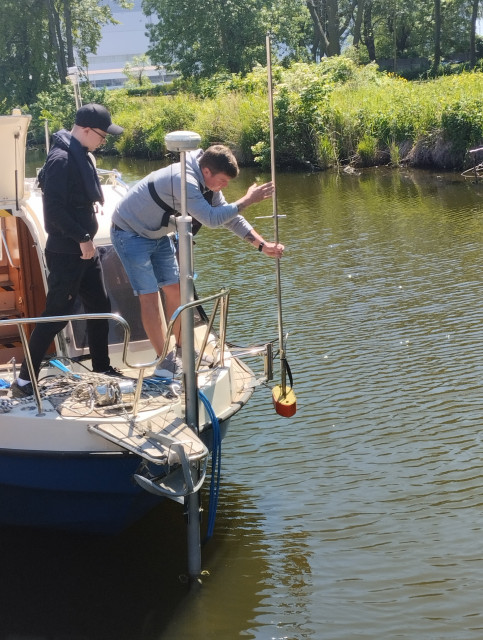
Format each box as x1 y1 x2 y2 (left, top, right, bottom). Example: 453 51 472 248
5 158 483 640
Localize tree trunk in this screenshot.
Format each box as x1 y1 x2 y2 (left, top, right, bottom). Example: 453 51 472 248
469 0 479 67
362 0 376 61
312 33 322 60
326 0 341 55
431 0 441 74
45 0 67 82
64 0 75 68
306 0 330 58
353 0 365 47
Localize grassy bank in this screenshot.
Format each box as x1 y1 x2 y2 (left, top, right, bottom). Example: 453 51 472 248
31 59 483 171
326 64 483 170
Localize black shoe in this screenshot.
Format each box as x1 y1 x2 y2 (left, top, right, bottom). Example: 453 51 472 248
97 366 124 378
10 380 33 398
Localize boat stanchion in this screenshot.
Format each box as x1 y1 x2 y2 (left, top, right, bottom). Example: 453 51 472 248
164 130 204 580
266 33 297 418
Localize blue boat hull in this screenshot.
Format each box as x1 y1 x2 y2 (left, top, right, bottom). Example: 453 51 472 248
0 449 162 533
0 418 231 534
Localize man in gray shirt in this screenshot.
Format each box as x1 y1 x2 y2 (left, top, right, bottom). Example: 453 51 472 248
111 144 284 377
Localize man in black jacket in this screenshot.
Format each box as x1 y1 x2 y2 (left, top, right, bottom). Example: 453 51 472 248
12 103 124 397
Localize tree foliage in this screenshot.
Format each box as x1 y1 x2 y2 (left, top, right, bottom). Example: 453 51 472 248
142 0 310 76
123 54 153 88
0 1 51 108
142 0 482 78
305 0 358 58
0 0 131 111
1 0 482 114
358 0 482 64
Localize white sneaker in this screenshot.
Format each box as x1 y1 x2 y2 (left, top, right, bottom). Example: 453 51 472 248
154 351 183 378
196 349 214 365
177 346 214 366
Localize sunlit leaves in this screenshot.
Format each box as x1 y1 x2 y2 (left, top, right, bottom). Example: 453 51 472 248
0 0 131 110
143 0 309 76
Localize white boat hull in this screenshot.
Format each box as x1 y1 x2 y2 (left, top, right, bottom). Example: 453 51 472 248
0 112 263 535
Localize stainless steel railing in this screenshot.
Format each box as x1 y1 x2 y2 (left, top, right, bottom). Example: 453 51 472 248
0 288 231 417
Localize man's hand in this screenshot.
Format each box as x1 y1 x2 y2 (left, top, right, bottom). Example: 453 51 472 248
261 241 284 259
246 181 274 203
237 181 274 211
80 239 96 260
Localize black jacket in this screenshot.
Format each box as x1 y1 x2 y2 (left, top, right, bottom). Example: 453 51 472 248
40 130 103 254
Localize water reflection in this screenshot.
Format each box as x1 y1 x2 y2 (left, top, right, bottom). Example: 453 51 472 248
0 484 275 640
195 166 483 639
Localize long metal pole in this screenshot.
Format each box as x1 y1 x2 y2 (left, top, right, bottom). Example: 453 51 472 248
266 34 287 395
172 138 201 580
178 150 197 425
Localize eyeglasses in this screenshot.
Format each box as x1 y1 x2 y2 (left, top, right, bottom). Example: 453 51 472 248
90 128 107 141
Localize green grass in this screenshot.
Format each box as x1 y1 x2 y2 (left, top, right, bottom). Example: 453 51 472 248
29 59 483 171
327 69 483 167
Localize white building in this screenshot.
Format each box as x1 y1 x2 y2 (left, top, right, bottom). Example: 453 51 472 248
84 0 174 89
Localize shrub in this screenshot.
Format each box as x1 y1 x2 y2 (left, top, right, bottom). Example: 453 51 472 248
356 134 379 166
193 92 267 164
441 99 483 152
29 84 113 147
389 140 401 165
114 95 197 158
22 60 483 171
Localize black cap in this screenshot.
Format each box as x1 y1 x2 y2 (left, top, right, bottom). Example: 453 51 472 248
75 103 123 135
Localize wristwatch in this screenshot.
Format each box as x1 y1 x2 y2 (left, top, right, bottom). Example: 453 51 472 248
81 233 91 243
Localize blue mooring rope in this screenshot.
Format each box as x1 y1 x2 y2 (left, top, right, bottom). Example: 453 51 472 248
198 389 221 540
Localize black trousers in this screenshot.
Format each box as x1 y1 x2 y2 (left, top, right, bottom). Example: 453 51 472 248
19 250 111 380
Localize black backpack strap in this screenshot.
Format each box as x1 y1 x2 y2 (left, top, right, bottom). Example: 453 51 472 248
147 179 214 235
148 179 176 228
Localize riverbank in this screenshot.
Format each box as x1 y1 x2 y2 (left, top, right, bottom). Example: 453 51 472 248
29 58 483 172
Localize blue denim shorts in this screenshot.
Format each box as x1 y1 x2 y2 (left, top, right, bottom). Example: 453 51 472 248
110 227 179 295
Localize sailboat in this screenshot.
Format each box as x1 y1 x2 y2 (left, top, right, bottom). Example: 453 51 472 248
0 110 272 572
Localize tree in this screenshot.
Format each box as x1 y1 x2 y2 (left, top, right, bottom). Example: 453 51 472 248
352 0 366 47
144 0 263 76
359 0 435 61
46 0 68 82
438 0 481 64
0 0 52 109
469 0 481 66
0 0 131 110
362 0 376 60
123 54 153 87
143 0 309 77
359 0 482 67
431 0 441 74
305 0 358 59
268 0 313 64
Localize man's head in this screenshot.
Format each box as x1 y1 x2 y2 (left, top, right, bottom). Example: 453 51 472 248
73 103 123 151
199 145 239 191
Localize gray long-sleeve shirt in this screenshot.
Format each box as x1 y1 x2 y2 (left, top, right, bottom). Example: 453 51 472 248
112 149 253 239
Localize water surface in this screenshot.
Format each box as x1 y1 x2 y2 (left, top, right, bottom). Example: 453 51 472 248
3 159 482 640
